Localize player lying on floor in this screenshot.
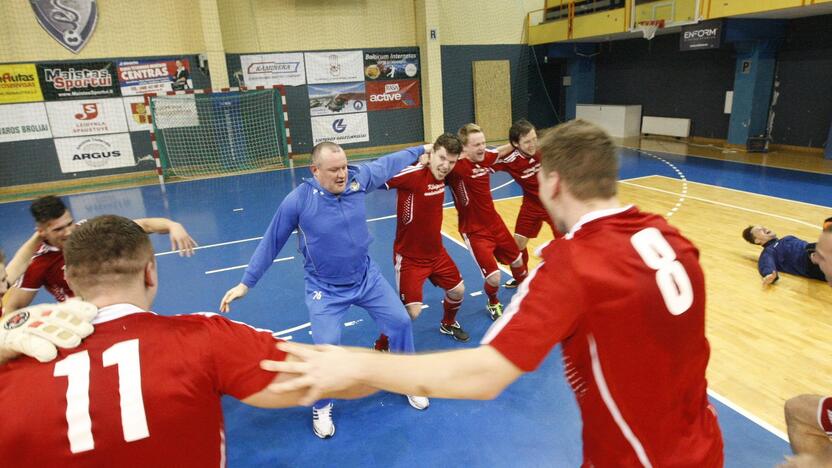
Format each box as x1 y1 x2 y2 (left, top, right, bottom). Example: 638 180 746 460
741 224 827 285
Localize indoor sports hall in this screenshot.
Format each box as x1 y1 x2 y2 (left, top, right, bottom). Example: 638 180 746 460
1 1 831 467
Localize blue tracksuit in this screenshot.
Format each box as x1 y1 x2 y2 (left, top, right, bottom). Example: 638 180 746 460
758 236 825 281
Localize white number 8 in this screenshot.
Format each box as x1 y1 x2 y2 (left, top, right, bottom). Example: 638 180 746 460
630 227 694 315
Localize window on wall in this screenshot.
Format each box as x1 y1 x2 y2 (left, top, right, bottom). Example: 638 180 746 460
545 0 626 23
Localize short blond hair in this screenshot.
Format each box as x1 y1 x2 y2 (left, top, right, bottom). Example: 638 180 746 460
457 123 483 145
538 119 618 200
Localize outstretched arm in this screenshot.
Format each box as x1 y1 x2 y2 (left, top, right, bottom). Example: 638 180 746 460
359 145 430 191
133 217 197 257
4 232 41 285
758 249 778 285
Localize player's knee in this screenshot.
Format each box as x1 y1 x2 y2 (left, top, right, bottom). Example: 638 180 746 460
448 282 465 300
485 271 501 287
406 304 422 320
785 395 819 427
514 235 528 250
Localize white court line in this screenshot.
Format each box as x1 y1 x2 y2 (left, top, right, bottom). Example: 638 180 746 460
707 389 788 441
273 321 311 336
205 256 294 275
155 236 263 257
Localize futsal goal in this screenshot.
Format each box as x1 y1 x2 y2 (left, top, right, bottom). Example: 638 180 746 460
145 86 292 181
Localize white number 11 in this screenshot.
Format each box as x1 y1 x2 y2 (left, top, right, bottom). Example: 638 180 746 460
630 227 694 315
53 339 149 453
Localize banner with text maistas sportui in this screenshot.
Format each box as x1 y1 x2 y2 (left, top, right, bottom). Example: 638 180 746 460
366 80 421 111
117 58 193 96
36 61 120 101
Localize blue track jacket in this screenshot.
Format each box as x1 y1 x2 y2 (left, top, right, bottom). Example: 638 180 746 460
241 146 424 287
757 236 812 278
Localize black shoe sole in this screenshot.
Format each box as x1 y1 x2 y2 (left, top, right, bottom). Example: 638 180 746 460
439 327 471 342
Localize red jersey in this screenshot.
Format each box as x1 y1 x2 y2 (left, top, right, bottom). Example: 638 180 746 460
17 243 73 302
446 149 504 234
483 206 723 467
386 164 446 259
492 149 542 201
0 304 286 467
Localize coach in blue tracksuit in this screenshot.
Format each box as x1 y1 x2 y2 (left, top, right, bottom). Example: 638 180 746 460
742 224 826 285
220 141 431 439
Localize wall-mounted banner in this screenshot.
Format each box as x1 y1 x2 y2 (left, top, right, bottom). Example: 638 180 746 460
121 96 152 132
680 20 723 51
0 102 51 143
30 0 98 54
311 113 369 145
305 51 364 84
118 59 192 96
363 51 419 80
46 98 129 137
366 80 421 111
308 82 366 116
54 133 135 173
37 62 120 100
151 95 199 129
0 64 44 104
240 53 306 87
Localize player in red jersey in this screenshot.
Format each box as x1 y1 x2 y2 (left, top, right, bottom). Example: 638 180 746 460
0 215 368 467
375 134 469 350
4 195 197 313
263 119 724 468
445 124 527 320
492 119 562 288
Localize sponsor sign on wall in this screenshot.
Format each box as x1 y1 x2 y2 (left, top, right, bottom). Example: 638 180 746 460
37 62 120 100
363 51 419 80
305 51 364 84
46 98 129 137
0 64 44 104
241 53 306 87
121 96 153 132
152 95 199 129
680 20 723 51
366 80 421 111
118 58 193 96
308 82 366 116
0 103 52 143
54 133 135 173
311 113 369 145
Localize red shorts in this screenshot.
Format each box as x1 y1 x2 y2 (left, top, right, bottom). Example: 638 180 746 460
819 396 832 436
514 196 557 239
394 249 463 305
462 223 522 278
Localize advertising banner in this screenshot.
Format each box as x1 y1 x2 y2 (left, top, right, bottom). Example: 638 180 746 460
305 51 364 84
366 80 421 111
680 20 723 51
122 95 153 132
0 64 44 104
308 82 366 116
0 102 52 143
54 133 136 173
46 98 129 137
37 61 120 100
311 113 369 146
241 53 306 87
363 51 419 80
151 95 199 129
118 58 193 96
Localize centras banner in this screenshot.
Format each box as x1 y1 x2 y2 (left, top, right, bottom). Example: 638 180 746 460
37 61 119 100
308 82 366 116
118 59 193 96
680 20 723 51
0 64 44 104
363 51 419 80
366 80 420 111
54 133 136 173
0 102 52 143
46 98 129 137
311 113 369 145
241 53 306 87
305 51 364 84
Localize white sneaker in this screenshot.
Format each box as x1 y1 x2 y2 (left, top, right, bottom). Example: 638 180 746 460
407 395 430 410
312 403 335 439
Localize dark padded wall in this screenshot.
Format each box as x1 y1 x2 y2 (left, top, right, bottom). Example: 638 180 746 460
594 34 736 139
771 15 832 148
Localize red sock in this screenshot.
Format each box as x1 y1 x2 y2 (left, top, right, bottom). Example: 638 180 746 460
522 248 530 269
374 334 389 351
442 293 463 325
484 281 499 305
510 264 527 283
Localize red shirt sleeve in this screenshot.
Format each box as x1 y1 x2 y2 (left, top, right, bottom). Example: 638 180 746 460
17 256 47 290
385 164 422 191
482 243 584 371
199 314 287 400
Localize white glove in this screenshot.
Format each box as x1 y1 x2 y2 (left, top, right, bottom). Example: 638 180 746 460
0 299 98 362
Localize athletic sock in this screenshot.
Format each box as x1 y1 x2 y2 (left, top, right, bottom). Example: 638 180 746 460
442 293 463 325
484 281 500 305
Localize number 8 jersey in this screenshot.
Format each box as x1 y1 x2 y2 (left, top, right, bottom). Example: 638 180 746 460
0 304 286 467
482 206 723 467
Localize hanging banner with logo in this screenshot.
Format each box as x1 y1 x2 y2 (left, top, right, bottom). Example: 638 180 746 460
30 0 98 54
151 95 199 129
366 80 421 111
680 20 723 51
121 95 153 132
37 62 120 101
0 102 52 143
0 64 44 104
305 51 364 84
46 98 129 137
308 82 366 116
363 51 419 80
117 59 193 96
311 113 369 145
54 133 136 173
240 53 306 87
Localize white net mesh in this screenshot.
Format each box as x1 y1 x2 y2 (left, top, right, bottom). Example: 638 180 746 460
150 89 288 179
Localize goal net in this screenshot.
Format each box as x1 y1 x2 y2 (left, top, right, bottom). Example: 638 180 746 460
148 88 290 179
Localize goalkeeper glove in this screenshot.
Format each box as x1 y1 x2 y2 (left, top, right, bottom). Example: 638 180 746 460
0 299 98 363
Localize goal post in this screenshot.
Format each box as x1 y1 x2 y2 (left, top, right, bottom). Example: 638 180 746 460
146 86 292 181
